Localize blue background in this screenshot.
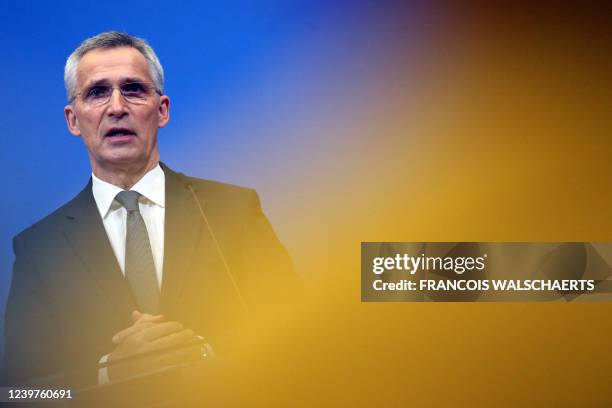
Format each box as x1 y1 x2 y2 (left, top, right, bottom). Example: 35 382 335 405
0 0 420 359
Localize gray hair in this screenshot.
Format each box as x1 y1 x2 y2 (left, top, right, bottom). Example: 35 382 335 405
64 31 164 101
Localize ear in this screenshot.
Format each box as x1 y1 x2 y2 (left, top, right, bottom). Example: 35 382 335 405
64 104 81 136
157 95 170 128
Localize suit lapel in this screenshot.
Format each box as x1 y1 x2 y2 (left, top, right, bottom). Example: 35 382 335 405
61 166 210 319
159 164 204 314
62 180 137 321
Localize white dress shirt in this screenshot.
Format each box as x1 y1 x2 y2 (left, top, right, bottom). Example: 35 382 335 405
91 163 165 384
91 164 165 288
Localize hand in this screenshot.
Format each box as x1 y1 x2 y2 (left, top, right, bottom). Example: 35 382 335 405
107 310 202 381
111 310 166 344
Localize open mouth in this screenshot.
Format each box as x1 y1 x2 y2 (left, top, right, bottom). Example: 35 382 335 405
105 127 136 138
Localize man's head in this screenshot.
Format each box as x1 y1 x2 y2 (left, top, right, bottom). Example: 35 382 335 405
64 32 170 177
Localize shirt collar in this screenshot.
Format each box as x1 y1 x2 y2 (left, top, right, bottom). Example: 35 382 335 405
91 163 166 219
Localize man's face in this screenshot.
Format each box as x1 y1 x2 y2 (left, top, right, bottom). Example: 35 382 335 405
64 47 169 172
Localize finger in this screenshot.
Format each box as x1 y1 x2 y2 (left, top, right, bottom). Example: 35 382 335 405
142 329 197 352
139 321 185 342
112 313 164 344
137 314 165 325
153 344 203 368
132 310 142 322
112 321 152 344
112 317 168 344
132 310 164 323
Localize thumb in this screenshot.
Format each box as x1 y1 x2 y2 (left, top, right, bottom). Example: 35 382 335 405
132 310 165 323
132 310 143 322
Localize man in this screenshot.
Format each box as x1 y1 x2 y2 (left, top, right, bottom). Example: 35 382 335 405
2 32 300 387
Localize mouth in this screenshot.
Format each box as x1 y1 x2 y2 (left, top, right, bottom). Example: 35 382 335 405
104 127 137 138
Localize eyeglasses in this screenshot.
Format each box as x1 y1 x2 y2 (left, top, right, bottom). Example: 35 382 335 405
72 81 162 106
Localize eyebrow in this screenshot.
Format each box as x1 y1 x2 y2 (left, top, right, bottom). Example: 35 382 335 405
82 77 148 89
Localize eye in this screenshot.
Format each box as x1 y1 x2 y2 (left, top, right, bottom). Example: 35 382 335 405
121 82 147 96
86 85 110 99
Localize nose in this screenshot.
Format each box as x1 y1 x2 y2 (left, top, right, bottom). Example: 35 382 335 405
107 87 128 117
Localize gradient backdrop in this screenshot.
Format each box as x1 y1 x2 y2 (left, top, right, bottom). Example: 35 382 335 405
0 1 611 406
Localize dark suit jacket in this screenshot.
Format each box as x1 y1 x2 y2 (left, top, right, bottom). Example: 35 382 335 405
1 163 300 386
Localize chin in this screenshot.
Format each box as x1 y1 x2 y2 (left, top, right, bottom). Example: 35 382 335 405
102 153 148 167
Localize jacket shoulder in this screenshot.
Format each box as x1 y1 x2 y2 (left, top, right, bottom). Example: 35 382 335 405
174 171 259 205
13 184 88 248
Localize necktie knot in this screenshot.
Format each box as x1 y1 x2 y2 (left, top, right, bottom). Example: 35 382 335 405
115 190 141 213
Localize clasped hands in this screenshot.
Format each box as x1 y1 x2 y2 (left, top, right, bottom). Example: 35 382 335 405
106 310 206 381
